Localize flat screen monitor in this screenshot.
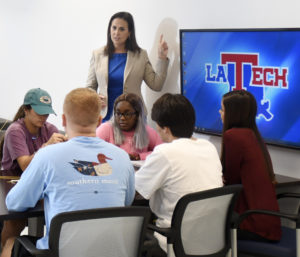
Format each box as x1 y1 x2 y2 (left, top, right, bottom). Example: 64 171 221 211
180 28 300 149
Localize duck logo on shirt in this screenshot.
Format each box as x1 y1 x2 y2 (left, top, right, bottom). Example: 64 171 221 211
69 153 113 176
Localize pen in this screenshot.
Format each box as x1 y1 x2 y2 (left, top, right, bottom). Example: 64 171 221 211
8 180 18 184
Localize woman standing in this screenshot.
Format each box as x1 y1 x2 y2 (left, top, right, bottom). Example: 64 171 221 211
86 11 169 121
220 90 281 242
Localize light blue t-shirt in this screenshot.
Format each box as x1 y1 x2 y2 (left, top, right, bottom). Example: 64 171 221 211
6 136 135 249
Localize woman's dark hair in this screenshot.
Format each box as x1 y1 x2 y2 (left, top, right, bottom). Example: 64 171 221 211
112 93 148 149
104 11 141 58
0 105 31 162
220 90 275 182
151 93 195 138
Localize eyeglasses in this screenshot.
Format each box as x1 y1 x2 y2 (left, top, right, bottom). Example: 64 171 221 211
114 111 137 119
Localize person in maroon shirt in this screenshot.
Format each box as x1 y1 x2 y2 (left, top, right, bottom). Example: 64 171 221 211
219 90 281 242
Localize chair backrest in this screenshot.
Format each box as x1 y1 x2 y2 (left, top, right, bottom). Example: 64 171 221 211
0 130 5 139
171 184 243 257
48 206 151 257
276 181 300 228
0 119 12 140
0 118 12 131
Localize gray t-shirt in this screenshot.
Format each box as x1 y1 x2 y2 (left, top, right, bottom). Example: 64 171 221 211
1 118 58 173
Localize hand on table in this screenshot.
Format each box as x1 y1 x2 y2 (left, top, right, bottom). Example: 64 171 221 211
43 133 68 147
129 153 141 161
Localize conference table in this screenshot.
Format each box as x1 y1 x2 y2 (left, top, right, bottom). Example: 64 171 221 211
0 170 44 236
275 174 300 187
0 170 299 236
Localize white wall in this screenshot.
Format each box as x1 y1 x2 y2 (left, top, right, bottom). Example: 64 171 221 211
0 0 299 177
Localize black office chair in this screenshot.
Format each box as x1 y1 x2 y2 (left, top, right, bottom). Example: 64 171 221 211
0 118 12 131
146 184 243 257
276 180 300 228
13 206 151 257
0 118 11 140
232 193 300 257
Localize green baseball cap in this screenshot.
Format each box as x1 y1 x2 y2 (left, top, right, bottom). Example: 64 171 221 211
23 88 56 115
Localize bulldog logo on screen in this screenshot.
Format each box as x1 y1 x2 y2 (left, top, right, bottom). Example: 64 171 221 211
205 53 289 121
69 153 113 176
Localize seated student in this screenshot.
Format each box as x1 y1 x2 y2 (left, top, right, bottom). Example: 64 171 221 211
220 90 281 242
135 93 223 256
96 93 162 160
0 88 67 173
4 88 135 257
0 88 67 257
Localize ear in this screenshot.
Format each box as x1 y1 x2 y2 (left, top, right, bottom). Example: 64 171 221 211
62 114 66 127
163 126 171 135
24 108 29 116
164 127 175 142
96 116 102 127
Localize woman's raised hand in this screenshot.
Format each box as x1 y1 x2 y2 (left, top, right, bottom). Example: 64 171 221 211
158 34 168 59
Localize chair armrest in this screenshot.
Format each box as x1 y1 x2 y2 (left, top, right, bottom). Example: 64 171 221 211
147 224 176 245
277 192 300 200
14 237 52 257
232 209 300 229
147 224 173 238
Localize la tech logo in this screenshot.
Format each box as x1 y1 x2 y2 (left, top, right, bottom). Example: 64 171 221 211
205 53 289 121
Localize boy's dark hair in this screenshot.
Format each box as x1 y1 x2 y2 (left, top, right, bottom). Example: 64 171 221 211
151 93 195 138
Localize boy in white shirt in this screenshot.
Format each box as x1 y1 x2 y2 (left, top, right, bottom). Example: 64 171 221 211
135 93 223 256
